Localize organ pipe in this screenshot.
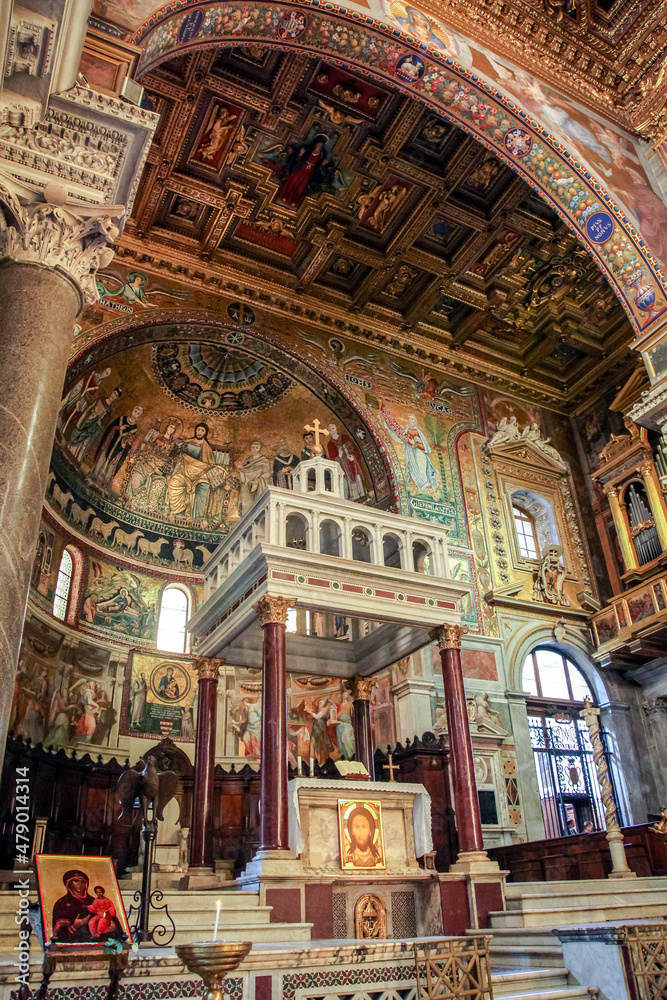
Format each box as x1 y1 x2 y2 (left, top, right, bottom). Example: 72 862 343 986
627 484 661 565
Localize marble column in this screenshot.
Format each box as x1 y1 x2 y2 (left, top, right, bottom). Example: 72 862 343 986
0 180 119 769
430 624 487 862
189 657 222 871
348 675 376 779
254 595 295 852
580 697 635 879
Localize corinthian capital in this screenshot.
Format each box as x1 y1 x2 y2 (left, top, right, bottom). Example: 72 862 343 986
253 595 296 625
195 657 221 681
0 179 122 309
346 675 376 701
429 623 469 650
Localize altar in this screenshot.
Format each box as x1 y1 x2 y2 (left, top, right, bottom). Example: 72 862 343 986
288 777 433 875
286 777 442 939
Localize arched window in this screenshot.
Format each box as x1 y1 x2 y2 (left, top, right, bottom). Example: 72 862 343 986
53 549 73 621
521 647 625 838
513 505 538 559
157 586 190 653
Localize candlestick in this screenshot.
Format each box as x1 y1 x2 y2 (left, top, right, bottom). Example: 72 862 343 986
213 899 221 941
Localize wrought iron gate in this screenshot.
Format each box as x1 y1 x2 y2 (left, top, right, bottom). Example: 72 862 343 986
528 714 626 839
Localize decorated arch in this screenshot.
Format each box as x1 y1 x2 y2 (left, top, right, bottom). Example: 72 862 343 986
131 0 667 339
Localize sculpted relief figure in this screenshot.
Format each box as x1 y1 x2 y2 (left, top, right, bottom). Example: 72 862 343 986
487 418 564 465
467 692 507 735
533 544 569 606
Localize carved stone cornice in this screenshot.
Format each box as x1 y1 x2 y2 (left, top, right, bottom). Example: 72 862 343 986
429 624 469 650
195 656 221 681
0 179 120 309
346 675 376 701
643 697 667 717
253 595 296 626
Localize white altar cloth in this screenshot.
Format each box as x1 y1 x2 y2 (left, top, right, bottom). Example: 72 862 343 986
288 777 433 862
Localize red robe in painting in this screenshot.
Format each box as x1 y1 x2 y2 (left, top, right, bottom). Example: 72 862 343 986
280 148 326 206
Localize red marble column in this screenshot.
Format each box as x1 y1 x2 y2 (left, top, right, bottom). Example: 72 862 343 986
254 596 295 852
430 624 485 856
349 675 376 780
189 657 221 869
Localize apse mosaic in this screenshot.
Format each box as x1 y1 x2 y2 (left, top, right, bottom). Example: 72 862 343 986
49 324 385 568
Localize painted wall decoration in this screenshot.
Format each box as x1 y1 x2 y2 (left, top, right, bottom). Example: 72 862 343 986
121 649 198 741
13 617 116 749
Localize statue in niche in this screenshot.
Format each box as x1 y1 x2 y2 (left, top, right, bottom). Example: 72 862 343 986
533 544 569 606
467 693 507 735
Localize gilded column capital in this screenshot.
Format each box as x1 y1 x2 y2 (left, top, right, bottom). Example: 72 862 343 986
429 623 469 650
346 675 376 701
195 657 221 681
636 461 655 478
0 179 121 310
603 484 619 499
253 595 296 625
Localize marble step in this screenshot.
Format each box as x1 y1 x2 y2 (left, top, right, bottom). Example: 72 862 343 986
489 897 667 927
493 986 589 1000
170 920 312 945
468 928 566 968
505 887 667 910
492 968 571 995
121 889 266 913
505 876 667 897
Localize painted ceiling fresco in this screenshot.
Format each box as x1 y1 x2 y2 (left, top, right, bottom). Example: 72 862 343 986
119 45 636 405
50 325 389 568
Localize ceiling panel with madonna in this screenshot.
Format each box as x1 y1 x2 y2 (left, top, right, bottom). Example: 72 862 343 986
124 46 637 409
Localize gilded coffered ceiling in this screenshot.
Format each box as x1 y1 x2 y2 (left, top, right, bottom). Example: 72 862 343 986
119 46 636 410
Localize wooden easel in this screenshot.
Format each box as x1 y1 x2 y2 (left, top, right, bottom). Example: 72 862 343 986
31 944 129 1000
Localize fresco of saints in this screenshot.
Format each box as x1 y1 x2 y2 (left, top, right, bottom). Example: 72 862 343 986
380 405 438 493
306 697 337 764
326 423 366 500
232 697 261 757
130 671 148 726
166 423 228 521
234 440 271 515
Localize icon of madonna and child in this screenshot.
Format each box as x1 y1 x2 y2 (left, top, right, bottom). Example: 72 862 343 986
35 856 129 946
338 799 386 871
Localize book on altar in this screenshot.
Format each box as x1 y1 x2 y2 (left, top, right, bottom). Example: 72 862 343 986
335 760 370 780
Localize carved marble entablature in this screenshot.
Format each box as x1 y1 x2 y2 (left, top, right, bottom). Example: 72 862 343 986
0 85 157 213
482 427 596 611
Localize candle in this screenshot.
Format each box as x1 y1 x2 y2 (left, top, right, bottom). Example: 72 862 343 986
309 756 315 776
213 899 221 941
297 755 302 775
